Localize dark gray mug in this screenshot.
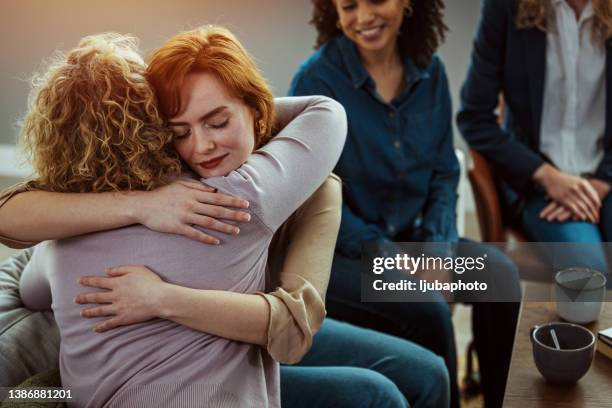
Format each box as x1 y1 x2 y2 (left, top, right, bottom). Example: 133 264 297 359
531 322 596 383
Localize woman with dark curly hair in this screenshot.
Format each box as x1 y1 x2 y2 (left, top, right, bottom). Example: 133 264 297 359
290 1 522 407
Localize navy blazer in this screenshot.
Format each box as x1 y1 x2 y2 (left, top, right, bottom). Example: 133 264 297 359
457 0 612 209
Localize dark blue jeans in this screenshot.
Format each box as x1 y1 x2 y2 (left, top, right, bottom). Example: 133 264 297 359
280 318 449 408
325 239 521 408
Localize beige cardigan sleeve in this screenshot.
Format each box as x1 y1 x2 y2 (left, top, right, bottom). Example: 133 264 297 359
258 174 342 364
0 182 39 249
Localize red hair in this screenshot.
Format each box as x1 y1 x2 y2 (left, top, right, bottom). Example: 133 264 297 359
146 26 276 147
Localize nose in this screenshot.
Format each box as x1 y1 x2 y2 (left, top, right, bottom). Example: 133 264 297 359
356 3 375 25
193 129 216 155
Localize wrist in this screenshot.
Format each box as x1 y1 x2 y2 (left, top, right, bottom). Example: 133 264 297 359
155 282 176 319
533 163 557 188
122 190 146 225
589 178 612 198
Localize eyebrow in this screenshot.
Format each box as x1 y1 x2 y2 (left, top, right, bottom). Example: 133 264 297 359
168 106 229 126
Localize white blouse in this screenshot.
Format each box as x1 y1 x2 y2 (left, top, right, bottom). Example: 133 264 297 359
540 0 606 175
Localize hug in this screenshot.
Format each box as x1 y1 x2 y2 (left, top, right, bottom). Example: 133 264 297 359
1 0 610 407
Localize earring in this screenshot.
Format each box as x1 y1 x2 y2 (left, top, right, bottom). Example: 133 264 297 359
404 2 413 17
256 119 266 136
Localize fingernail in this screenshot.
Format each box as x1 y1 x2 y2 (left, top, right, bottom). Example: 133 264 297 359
74 297 79 304
243 201 250 208
212 188 218 193
233 227 240 235
243 213 251 222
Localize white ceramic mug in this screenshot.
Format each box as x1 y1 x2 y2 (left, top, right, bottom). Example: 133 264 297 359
554 268 606 324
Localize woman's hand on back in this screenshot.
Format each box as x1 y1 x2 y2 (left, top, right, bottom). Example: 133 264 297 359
75 265 170 332
134 180 251 245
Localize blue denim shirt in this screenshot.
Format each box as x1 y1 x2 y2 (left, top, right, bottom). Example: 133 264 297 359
289 35 459 258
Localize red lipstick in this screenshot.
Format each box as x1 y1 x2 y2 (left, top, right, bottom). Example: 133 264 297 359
199 154 228 170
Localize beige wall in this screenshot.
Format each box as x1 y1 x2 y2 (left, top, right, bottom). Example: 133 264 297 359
0 0 313 145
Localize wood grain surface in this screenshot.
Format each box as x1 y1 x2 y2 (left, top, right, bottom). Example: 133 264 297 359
503 282 612 408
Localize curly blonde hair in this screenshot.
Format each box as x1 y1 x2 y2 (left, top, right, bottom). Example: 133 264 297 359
20 33 182 193
516 0 612 44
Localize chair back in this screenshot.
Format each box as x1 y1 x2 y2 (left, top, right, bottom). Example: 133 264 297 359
467 149 507 242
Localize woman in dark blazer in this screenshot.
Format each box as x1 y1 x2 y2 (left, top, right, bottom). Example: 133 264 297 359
459 0 612 279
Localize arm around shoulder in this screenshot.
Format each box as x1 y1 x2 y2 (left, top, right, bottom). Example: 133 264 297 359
243 96 346 231
0 185 139 246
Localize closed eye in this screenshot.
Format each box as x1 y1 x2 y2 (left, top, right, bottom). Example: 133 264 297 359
207 119 229 129
173 129 191 139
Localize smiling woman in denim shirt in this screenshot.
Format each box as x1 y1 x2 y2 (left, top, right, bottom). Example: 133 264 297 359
289 1 521 407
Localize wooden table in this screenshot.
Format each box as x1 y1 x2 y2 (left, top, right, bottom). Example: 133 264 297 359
503 282 612 408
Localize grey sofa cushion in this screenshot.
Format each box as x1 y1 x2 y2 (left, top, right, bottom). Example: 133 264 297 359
0 249 60 387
